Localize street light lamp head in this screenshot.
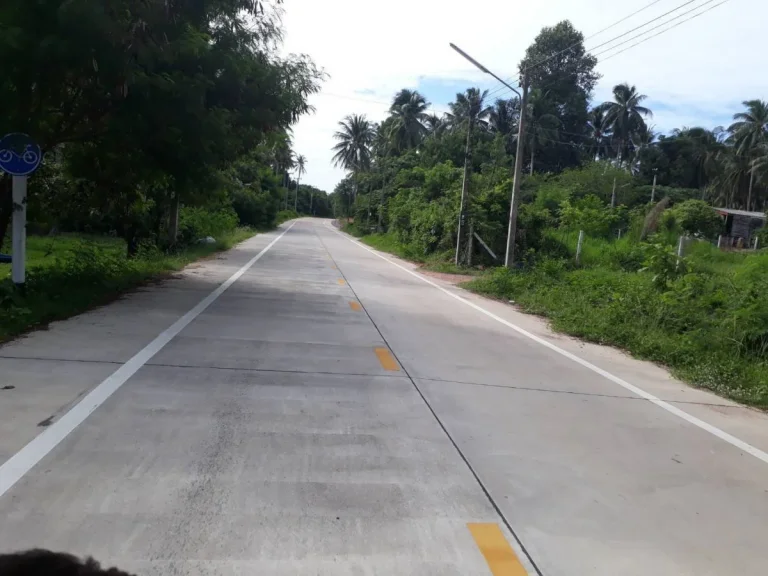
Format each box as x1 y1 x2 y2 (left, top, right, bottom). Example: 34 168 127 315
449 43 490 74
448 43 521 98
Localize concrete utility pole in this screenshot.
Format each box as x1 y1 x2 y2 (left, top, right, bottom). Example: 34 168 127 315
651 169 658 203
447 43 527 268
455 120 473 266
504 72 529 268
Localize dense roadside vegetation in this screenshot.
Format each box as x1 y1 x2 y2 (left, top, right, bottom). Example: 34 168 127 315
0 0 330 338
330 21 768 406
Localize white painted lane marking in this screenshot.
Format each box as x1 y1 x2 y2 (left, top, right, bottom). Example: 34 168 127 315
328 224 768 466
0 223 296 498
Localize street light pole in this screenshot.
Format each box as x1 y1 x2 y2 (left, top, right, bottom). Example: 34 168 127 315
449 43 528 268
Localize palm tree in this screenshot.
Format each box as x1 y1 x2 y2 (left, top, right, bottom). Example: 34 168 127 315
671 127 725 189
586 107 612 160
599 83 652 166
331 114 375 201
629 123 656 173
489 98 519 154
728 99 768 156
388 89 429 151
424 113 447 137
727 100 768 210
294 154 306 212
446 88 491 265
524 89 560 175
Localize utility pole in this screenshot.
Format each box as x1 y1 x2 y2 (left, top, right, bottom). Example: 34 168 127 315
504 72 529 268
651 169 658 203
294 178 299 211
455 119 473 266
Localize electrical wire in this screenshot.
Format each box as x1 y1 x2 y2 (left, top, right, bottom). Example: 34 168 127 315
597 0 729 62
589 0 721 60
487 0 728 102
486 0 717 101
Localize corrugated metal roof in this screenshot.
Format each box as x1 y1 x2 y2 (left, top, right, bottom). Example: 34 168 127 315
712 207 767 219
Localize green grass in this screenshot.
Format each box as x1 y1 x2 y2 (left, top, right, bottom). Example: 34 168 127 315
464 256 768 408
348 228 487 276
0 227 258 341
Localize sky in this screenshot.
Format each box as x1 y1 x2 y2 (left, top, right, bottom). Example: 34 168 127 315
279 0 766 193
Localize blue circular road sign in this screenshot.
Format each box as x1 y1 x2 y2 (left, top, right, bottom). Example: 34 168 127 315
0 133 42 176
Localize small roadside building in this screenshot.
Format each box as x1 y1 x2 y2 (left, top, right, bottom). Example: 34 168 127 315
713 207 766 247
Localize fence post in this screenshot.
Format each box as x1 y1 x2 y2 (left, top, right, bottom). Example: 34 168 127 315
717 235 722 249
755 236 760 250
575 230 585 264
676 235 685 269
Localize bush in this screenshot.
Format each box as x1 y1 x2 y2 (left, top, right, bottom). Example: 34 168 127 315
276 209 299 225
669 199 723 239
178 206 238 244
559 194 621 238
232 187 279 229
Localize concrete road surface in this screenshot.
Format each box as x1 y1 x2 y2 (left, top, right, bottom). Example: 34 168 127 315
1 218 768 575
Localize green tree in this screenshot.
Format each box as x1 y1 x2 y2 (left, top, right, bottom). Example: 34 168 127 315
525 89 560 174
729 100 768 156
599 83 652 166
489 98 519 154
388 89 429 151
293 154 307 211
670 199 724 239
332 114 375 200
587 107 612 160
519 20 599 170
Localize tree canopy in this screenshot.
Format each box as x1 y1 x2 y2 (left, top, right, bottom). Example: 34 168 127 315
0 0 326 252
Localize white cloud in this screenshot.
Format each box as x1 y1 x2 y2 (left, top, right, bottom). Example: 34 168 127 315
280 0 767 193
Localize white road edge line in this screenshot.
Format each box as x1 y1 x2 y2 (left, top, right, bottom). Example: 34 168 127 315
329 224 768 466
0 222 296 498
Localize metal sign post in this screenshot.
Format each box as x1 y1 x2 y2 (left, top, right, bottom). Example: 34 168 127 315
0 133 42 287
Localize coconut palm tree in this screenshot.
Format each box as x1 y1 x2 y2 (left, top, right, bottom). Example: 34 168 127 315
586 107 612 160
293 154 306 211
599 83 652 166
424 113 447 137
446 88 492 265
331 114 375 201
728 99 768 156
489 97 519 154
671 127 726 189
388 89 429 151
524 89 560 174
629 123 657 173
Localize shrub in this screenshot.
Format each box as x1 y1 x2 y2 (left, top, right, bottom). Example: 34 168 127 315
669 199 723 239
178 206 238 244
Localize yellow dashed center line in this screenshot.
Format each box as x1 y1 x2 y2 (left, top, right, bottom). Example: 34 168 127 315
349 301 362 311
337 278 346 285
468 523 529 576
374 347 400 371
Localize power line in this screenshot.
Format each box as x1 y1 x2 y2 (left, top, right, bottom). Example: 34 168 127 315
488 0 728 102
589 0 720 59
577 0 704 58
486 0 712 101
485 0 680 99
598 0 729 62
524 0 670 74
